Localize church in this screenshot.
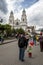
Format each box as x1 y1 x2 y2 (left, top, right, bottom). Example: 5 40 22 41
9 9 35 33
9 9 27 31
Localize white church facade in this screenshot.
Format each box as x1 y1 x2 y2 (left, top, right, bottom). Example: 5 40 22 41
9 9 27 31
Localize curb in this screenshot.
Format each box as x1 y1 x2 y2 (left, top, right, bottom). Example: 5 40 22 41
0 39 17 45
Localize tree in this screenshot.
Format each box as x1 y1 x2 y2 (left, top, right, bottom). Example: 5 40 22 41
15 28 25 34
18 28 25 34
11 29 16 36
4 24 11 36
0 24 5 33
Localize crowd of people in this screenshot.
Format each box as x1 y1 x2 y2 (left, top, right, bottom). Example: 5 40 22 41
18 33 35 62
18 33 43 62
0 31 43 62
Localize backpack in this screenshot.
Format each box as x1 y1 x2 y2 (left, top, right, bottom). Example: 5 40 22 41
18 36 25 48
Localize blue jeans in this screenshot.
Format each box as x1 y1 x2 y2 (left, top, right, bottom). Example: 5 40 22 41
19 48 25 60
34 40 36 45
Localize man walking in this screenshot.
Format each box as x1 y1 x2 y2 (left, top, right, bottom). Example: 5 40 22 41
18 33 28 62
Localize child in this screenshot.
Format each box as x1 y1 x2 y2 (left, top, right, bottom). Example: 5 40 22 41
27 37 34 58
27 44 32 58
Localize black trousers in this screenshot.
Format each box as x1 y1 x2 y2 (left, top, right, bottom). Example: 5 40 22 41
40 42 43 52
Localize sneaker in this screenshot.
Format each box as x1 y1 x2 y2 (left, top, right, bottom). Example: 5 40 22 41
21 59 25 62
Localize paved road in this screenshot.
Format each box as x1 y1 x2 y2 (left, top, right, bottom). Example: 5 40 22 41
0 41 43 65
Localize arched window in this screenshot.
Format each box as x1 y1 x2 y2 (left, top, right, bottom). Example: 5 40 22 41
16 22 19 25
23 19 24 21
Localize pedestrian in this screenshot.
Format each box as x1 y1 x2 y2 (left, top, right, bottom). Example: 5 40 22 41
39 32 43 52
27 37 34 58
33 35 36 46
18 33 28 62
0 34 1 41
1 33 4 44
27 45 32 58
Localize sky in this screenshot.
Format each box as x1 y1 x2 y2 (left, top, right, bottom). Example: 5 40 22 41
0 0 43 29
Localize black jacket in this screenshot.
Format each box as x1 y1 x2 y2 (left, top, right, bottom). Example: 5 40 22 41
18 36 28 48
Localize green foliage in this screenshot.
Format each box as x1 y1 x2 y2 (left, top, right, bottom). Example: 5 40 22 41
15 29 19 34
15 28 25 34
0 24 25 37
0 24 12 36
11 29 16 35
0 24 5 33
4 24 11 36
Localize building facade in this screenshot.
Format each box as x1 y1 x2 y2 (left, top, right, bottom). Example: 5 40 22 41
9 9 27 30
9 9 35 34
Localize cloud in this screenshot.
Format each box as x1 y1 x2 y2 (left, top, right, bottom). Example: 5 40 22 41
1 0 43 29
7 0 43 28
0 10 7 24
0 0 8 14
10 0 24 13
26 0 43 28
10 0 38 13
21 0 39 8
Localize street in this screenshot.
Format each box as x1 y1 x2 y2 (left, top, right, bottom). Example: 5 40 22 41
0 40 43 65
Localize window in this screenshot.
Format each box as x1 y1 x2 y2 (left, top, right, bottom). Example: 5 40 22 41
16 22 19 25
23 19 24 21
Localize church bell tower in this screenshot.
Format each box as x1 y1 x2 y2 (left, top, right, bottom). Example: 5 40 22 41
21 9 27 24
21 9 27 30
9 11 14 29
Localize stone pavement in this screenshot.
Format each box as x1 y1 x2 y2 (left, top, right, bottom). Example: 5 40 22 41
0 41 43 65
25 44 43 65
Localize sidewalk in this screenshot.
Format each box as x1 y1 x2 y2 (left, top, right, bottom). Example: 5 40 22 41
0 38 17 45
